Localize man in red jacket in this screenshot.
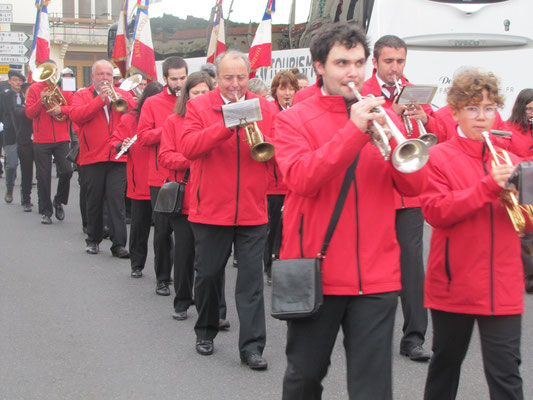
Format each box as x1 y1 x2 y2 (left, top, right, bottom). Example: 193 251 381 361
137 56 188 296
179 50 277 370
274 23 427 398
25 59 73 224
362 35 431 362
70 59 135 256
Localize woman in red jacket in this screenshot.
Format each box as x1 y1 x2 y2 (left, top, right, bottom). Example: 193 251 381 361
111 82 163 277
158 71 213 320
420 70 526 400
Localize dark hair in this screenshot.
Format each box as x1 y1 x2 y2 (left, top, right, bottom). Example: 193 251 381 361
162 56 188 77
135 81 163 121
200 63 217 79
373 35 407 60
174 71 214 117
310 23 370 67
291 67 308 82
8 70 26 82
270 71 299 101
40 59 56 65
508 88 533 133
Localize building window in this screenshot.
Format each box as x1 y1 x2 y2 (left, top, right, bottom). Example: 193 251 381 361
63 0 74 18
79 0 91 19
95 0 108 18
111 0 122 19
83 66 92 88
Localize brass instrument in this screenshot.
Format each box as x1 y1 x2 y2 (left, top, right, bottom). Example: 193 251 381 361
482 131 533 236
529 116 533 131
285 98 290 109
393 77 413 136
240 119 275 162
103 81 128 112
33 62 68 122
348 82 429 173
119 74 143 99
115 135 137 160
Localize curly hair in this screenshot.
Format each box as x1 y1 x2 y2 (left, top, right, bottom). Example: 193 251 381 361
447 70 504 112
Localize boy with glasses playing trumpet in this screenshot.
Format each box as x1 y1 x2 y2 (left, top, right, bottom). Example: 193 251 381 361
420 69 531 400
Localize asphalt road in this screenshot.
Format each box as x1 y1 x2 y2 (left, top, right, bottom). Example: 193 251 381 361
1 176 532 399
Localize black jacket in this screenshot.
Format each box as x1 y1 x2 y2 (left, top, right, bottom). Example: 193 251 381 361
0 89 32 145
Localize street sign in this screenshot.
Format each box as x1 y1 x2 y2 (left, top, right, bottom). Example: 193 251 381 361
0 56 28 64
0 44 28 55
0 12 12 23
0 65 9 74
0 5 12 12
0 32 29 43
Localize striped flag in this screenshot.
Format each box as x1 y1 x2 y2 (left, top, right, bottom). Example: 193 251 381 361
111 0 129 78
248 0 275 78
206 0 225 64
29 0 51 74
129 0 157 82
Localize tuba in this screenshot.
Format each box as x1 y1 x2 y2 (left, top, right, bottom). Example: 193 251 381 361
119 74 143 100
33 62 68 121
482 131 533 236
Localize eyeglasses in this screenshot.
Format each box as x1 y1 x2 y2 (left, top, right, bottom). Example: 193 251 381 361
462 106 498 119
526 107 533 114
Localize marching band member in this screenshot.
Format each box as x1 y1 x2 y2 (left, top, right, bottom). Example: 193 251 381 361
421 69 527 400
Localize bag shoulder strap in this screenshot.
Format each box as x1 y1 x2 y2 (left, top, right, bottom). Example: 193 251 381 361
182 169 190 183
319 153 360 258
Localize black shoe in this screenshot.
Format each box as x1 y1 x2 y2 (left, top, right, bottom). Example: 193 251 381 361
41 214 52 224
4 190 13 203
172 310 188 321
131 269 143 278
82 226 88 234
196 340 214 355
218 319 230 330
400 345 431 362
86 243 99 255
23 203 32 212
526 276 533 294
112 247 130 259
156 280 170 296
53 200 65 220
241 353 268 370
233 259 238 268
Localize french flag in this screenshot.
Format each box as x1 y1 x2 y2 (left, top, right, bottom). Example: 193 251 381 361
248 0 275 77
206 0 225 64
29 0 50 74
111 0 129 78
129 0 157 82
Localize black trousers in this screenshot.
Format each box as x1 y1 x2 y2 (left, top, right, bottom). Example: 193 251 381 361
520 234 533 279
191 222 267 358
77 168 88 229
263 194 284 278
82 162 127 250
282 292 399 400
395 207 428 350
168 214 195 313
17 142 34 205
424 310 523 400
33 141 72 217
150 186 173 282
129 199 152 271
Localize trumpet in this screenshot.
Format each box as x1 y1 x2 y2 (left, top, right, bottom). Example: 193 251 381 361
103 81 128 112
285 98 291 109
115 135 137 160
33 62 68 122
241 119 275 162
393 77 414 136
347 82 429 173
482 131 533 236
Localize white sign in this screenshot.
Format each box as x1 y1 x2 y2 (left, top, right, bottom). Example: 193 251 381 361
0 5 12 11
0 43 27 55
0 32 28 43
0 55 29 63
0 12 12 23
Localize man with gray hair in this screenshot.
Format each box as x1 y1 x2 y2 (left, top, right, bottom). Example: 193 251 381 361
179 50 277 370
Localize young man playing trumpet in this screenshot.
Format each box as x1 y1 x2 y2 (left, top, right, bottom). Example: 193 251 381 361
420 69 528 400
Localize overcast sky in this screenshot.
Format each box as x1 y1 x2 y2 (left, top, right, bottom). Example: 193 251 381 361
148 0 313 25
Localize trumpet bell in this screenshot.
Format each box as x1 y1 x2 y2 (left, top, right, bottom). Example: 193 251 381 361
251 142 275 162
113 98 128 112
392 138 429 173
419 133 438 147
33 62 58 83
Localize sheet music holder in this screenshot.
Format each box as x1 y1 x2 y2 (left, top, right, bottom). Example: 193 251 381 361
221 98 262 128
397 85 437 105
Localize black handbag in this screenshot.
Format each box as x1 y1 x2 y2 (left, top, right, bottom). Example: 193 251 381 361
65 142 80 163
271 154 360 320
153 169 190 215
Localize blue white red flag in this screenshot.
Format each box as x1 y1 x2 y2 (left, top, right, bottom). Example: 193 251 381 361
206 0 225 64
129 0 157 82
29 0 51 74
111 0 129 78
248 0 275 77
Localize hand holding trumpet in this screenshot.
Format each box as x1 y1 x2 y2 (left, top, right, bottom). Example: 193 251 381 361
348 93 387 135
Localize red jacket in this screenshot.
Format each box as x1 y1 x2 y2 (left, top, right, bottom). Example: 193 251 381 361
503 120 533 159
179 88 277 226
110 111 150 200
137 87 177 188
158 114 192 214
273 92 428 296
420 135 524 315
25 81 73 143
292 80 321 105
70 85 135 165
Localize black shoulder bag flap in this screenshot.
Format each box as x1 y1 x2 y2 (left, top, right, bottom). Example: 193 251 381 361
153 169 190 215
271 154 360 320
